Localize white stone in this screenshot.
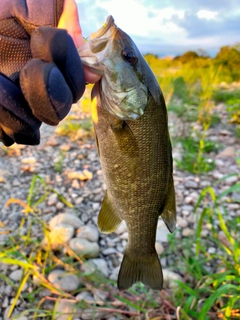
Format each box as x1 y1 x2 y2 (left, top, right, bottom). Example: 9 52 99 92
9 269 23 282
76 225 99 242
216 147 235 159
177 217 188 228
76 291 94 301
110 266 120 281
88 258 109 277
185 180 198 189
47 193 58 206
162 269 183 289
54 299 82 320
225 176 238 185
102 247 117 255
156 220 170 242
114 221 127 235
42 224 74 250
182 228 195 237
155 242 164 255
48 269 80 292
69 238 100 258
49 213 83 230
120 232 128 240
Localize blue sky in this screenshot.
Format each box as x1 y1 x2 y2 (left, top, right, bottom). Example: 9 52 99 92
76 0 240 57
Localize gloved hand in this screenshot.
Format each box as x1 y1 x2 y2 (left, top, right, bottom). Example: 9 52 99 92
0 0 85 146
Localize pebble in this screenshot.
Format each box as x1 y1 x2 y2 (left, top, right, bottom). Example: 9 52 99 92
162 269 183 289
47 193 58 206
54 299 82 320
177 216 188 228
182 228 195 237
42 224 74 250
102 247 117 255
1 99 239 313
9 269 23 282
216 146 235 158
76 291 94 301
119 231 128 240
185 180 198 189
155 242 164 254
156 220 170 242
88 258 109 277
114 221 127 235
225 175 239 185
48 269 81 292
69 238 100 258
49 213 84 230
76 225 99 242
110 266 120 281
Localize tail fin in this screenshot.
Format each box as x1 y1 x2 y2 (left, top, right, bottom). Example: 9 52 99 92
117 250 163 291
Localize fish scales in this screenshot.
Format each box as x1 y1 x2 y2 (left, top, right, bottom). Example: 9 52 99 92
79 15 176 291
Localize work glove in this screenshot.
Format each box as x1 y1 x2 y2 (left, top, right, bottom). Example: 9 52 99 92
0 0 85 146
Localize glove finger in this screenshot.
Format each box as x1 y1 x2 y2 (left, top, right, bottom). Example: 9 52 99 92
0 127 14 147
20 59 73 126
30 26 85 103
0 72 41 146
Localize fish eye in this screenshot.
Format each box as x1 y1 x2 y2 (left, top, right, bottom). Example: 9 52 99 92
121 48 138 66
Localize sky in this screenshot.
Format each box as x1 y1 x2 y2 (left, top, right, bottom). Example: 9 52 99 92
76 0 240 57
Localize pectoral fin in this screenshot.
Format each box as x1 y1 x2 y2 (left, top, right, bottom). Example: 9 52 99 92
110 119 139 158
160 176 176 233
98 192 122 234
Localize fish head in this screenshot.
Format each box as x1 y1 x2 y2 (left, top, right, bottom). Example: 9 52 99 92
79 15 159 120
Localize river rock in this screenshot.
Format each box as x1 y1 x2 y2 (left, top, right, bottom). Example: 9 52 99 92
156 220 170 242
155 241 164 254
162 269 183 289
9 269 23 282
54 299 82 320
216 147 235 159
76 225 99 242
69 238 100 258
83 258 109 277
49 213 84 230
42 224 74 250
114 221 127 235
48 269 80 292
182 228 195 237
76 291 94 301
47 193 58 206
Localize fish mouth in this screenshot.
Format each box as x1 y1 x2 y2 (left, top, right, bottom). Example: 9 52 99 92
78 15 116 74
90 15 115 40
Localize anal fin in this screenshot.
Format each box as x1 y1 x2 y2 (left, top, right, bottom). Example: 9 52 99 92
98 192 122 234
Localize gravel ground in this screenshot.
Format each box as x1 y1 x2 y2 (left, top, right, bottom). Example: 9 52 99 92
0 101 239 319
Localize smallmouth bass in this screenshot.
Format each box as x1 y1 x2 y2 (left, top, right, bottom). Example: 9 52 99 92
79 16 176 291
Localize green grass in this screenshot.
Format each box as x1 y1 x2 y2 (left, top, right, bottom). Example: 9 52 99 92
165 176 240 319
1 173 239 319
175 136 222 174
1 56 240 319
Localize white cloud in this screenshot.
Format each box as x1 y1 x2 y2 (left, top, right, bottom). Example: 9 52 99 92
92 0 186 42
76 0 240 56
197 10 219 20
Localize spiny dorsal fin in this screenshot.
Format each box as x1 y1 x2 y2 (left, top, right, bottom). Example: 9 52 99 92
98 192 122 234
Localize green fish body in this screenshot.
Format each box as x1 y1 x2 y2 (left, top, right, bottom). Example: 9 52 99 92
79 16 176 291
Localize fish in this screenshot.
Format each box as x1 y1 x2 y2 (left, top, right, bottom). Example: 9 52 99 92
78 15 176 291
